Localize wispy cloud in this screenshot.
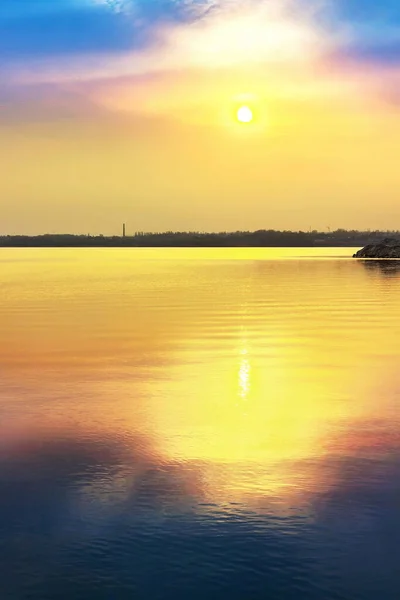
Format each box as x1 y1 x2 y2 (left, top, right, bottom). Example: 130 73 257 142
3 0 400 122
5 1 341 82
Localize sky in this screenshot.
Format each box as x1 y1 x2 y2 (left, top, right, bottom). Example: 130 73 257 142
1 0 400 234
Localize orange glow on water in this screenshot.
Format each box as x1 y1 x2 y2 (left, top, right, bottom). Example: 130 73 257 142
2 249 400 512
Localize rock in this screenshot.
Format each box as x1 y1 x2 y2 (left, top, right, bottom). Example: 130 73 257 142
353 238 400 259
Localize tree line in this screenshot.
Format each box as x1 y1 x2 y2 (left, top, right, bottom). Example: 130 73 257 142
0 230 398 247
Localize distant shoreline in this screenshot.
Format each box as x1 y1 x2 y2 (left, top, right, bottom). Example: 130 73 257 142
0 231 397 248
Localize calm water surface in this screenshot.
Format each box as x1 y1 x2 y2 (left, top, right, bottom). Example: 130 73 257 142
1 248 400 599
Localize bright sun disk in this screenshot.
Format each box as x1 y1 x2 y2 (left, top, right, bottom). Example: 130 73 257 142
237 105 253 123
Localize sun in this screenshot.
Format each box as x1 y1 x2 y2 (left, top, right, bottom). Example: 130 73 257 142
237 105 253 123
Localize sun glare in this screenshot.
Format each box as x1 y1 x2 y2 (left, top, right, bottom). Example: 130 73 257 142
237 105 253 123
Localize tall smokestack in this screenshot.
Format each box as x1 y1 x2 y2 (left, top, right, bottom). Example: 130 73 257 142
123 223 126 238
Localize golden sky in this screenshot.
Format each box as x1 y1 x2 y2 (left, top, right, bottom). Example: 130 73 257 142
2 0 400 234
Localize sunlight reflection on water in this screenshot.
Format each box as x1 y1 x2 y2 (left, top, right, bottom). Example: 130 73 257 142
1 249 400 599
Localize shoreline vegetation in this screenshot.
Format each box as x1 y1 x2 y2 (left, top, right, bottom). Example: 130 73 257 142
0 230 398 248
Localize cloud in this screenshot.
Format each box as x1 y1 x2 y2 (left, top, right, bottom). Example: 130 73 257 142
4 1 341 84
3 0 400 121
0 1 217 61
3 1 400 71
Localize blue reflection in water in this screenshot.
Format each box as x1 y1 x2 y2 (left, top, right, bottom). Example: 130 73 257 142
1 432 400 600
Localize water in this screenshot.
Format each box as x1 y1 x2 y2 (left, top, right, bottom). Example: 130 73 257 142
1 248 400 600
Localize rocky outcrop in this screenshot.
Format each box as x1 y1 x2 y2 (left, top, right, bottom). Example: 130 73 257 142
353 238 400 259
